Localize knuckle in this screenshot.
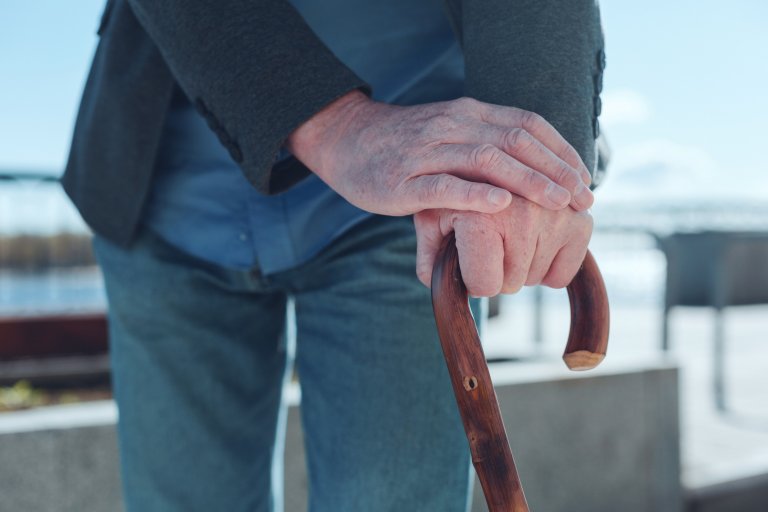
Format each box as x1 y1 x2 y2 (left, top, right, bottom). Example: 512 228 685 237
504 128 533 154
521 167 546 195
464 182 481 206
424 176 450 202
425 113 458 136
520 110 544 131
557 164 580 189
452 96 481 112
469 144 504 173
562 144 583 167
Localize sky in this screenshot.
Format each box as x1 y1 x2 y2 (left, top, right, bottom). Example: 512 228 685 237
0 0 103 173
0 0 767 206
596 1 768 202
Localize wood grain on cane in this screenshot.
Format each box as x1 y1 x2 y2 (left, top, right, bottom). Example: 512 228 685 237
431 233 609 512
562 250 610 370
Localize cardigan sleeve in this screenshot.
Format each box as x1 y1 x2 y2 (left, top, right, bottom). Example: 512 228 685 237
125 0 370 194
446 0 605 177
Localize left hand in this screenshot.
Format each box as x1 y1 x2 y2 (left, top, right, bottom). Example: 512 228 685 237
414 196 593 297
287 92 594 216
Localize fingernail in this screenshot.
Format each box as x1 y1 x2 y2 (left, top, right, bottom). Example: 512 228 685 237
489 188 511 207
574 183 594 208
546 183 570 207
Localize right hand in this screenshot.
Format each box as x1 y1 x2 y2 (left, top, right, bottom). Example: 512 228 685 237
414 198 594 297
287 90 594 216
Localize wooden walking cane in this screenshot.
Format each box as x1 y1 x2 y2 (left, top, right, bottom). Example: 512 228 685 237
431 233 610 512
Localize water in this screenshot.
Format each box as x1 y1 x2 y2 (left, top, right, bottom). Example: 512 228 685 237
0 231 663 317
0 267 105 315
1 180 767 315
0 178 102 314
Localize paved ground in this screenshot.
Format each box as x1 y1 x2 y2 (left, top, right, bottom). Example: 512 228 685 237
483 287 768 491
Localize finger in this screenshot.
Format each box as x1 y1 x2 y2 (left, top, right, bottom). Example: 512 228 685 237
414 210 444 288
480 126 593 211
500 227 536 294
540 211 593 289
479 105 591 184
454 216 504 297
541 241 590 289
429 144 571 210
523 233 562 287
400 173 512 214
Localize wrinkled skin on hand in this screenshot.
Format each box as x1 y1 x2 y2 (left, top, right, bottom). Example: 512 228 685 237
415 197 593 297
288 91 593 217
288 90 595 295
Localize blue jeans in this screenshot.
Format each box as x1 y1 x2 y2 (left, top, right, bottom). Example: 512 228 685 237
94 215 479 512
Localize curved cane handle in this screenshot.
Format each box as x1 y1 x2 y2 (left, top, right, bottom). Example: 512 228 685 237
562 249 610 370
431 234 610 512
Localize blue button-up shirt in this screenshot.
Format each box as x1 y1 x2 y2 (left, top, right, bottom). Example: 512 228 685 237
143 0 464 275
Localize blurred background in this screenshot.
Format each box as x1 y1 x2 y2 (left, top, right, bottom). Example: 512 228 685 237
1 1 767 511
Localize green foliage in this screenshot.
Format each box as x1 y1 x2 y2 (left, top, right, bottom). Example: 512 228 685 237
0 380 45 411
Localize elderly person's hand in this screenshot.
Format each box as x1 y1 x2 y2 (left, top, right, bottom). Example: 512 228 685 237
288 90 593 216
414 198 593 297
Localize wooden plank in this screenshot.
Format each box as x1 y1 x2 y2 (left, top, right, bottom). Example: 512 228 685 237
0 313 108 360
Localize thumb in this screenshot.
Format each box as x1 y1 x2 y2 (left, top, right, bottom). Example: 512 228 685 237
401 174 512 214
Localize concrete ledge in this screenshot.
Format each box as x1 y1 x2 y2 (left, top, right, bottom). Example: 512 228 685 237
284 357 682 512
0 399 117 434
0 358 681 512
0 418 122 512
476 359 681 512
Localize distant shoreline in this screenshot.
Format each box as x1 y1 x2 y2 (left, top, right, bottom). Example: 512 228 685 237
0 233 95 270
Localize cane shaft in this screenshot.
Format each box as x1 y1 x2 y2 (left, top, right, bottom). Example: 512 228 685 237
432 234 529 511
431 234 610 511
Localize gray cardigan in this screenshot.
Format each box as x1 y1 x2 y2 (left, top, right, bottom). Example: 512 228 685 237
62 0 604 247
